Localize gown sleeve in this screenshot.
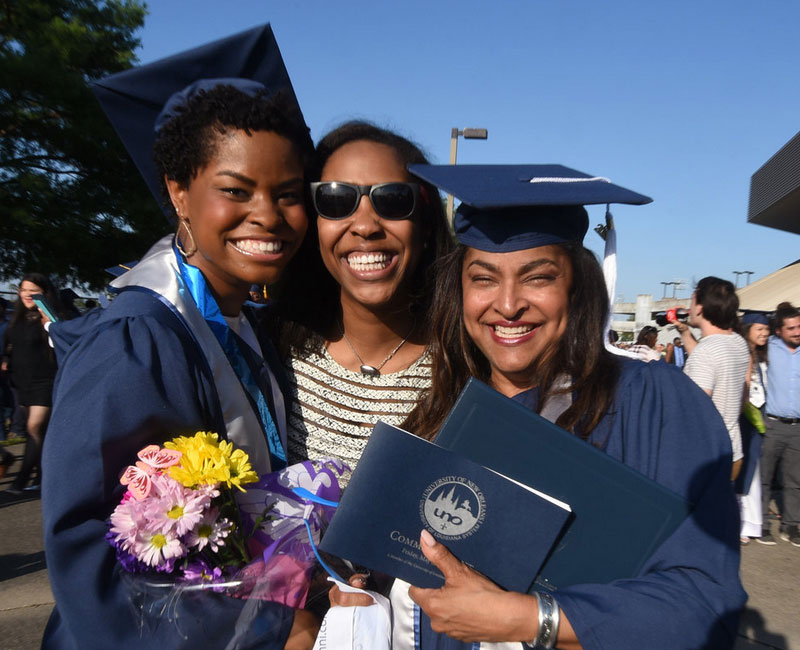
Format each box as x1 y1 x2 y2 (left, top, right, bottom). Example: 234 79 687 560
41 294 295 650
554 361 746 650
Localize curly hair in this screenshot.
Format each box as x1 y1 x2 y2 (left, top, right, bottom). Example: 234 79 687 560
152 85 314 219
272 121 454 358
403 242 621 441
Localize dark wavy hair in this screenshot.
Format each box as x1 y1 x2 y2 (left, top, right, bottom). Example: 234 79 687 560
153 85 314 220
403 242 621 440
273 121 454 358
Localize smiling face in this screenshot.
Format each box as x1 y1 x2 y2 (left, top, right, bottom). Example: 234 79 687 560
747 323 770 348
316 140 425 314
18 280 45 310
777 315 800 349
461 245 573 397
167 129 307 314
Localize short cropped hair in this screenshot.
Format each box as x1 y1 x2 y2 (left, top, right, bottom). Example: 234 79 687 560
695 276 739 330
153 85 313 219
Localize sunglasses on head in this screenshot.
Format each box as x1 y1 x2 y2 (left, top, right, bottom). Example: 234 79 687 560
310 181 425 220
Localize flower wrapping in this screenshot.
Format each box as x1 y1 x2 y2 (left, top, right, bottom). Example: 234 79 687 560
235 458 348 608
106 432 347 616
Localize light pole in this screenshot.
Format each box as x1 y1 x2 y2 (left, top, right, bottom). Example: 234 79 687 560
447 127 488 221
733 271 753 288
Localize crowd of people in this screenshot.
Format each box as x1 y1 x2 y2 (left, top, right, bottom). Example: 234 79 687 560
1 25 798 650
609 283 800 548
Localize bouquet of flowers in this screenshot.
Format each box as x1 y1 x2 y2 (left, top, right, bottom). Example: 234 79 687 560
106 432 259 584
106 431 347 610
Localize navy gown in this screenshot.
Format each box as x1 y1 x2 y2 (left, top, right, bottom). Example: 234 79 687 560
41 289 294 650
419 358 746 650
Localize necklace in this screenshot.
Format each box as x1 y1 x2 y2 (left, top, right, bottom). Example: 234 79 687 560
339 322 414 377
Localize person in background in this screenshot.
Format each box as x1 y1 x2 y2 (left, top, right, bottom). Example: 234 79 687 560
0 297 14 474
666 335 687 368
2 273 60 494
760 302 800 547
737 313 769 544
678 277 749 480
627 325 661 362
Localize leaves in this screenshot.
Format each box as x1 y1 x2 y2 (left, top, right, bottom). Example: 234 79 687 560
0 0 169 288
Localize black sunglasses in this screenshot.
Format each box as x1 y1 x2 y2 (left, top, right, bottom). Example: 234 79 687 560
310 181 425 220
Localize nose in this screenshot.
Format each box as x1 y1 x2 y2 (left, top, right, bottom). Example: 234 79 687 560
246 194 284 230
348 195 383 239
494 279 526 320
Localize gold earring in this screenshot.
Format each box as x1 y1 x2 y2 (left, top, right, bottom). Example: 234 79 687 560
176 219 197 257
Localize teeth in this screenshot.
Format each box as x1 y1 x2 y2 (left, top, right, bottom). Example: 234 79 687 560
234 239 283 254
494 325 534 338
347 252 390 271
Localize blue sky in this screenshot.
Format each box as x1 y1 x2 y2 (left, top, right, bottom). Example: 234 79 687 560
135 0 800 303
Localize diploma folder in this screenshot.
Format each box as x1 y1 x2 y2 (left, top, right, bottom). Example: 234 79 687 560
320 421 571 592
435 378 691 590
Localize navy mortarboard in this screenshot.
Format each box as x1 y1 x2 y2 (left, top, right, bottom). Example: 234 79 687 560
91 24 307 218
740 311 770 325
408 164 652 252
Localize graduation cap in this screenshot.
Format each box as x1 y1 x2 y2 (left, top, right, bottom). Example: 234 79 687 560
740 311 770 325
408 164 652 252
92 24 306 218
104 261 138 278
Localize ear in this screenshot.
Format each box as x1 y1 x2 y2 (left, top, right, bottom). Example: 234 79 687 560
165 176 188 221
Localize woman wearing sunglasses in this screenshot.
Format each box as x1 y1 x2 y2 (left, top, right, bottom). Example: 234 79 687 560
276 121 452 480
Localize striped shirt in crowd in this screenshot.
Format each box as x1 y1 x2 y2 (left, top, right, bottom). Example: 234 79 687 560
684 333 749 462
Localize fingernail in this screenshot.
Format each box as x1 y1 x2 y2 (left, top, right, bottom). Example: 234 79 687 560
421 529 436 547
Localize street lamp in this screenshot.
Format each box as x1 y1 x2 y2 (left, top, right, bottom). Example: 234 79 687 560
447 127 488 221
733 271 754 288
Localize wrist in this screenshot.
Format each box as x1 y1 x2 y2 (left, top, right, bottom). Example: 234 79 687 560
523 591 560 649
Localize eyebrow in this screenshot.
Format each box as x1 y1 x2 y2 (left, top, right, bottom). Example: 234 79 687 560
216 170 256 186
466 257 560 274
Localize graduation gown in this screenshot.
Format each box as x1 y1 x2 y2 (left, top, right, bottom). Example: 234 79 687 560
41 241 294 649
416 358 746 650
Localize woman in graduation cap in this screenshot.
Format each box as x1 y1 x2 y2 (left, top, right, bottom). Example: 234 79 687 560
388 165 746 650
41 27 319 650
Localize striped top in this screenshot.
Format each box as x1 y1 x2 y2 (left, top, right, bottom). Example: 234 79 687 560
684 333 749 462
285 343 432 482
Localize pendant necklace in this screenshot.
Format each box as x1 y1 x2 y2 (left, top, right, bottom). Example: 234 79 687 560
340 322 415 377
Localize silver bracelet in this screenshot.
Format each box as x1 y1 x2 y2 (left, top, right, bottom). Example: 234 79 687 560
529 591 560 649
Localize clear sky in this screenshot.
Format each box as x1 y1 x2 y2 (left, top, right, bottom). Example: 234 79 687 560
133 0 800 303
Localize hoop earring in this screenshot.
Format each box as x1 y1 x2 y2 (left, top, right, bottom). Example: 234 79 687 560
176 219 197 257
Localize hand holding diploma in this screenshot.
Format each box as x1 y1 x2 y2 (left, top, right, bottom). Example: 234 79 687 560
409 530 583 648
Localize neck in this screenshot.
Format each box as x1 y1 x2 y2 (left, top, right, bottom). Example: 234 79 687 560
338 294 417 351
699 320 731 338
489 371 536 399
214 290 248 318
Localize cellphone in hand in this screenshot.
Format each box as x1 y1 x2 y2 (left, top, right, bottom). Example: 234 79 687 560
31 293 59 323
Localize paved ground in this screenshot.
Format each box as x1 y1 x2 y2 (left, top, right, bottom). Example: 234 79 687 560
1 440 798 649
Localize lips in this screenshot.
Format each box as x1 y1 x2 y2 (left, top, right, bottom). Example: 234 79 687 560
231 239 284 255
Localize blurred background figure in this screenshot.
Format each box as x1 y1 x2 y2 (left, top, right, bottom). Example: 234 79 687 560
1 273 60 494
760 302 800 547
666 336 687 368
628 325 662 362
737 313 770 544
